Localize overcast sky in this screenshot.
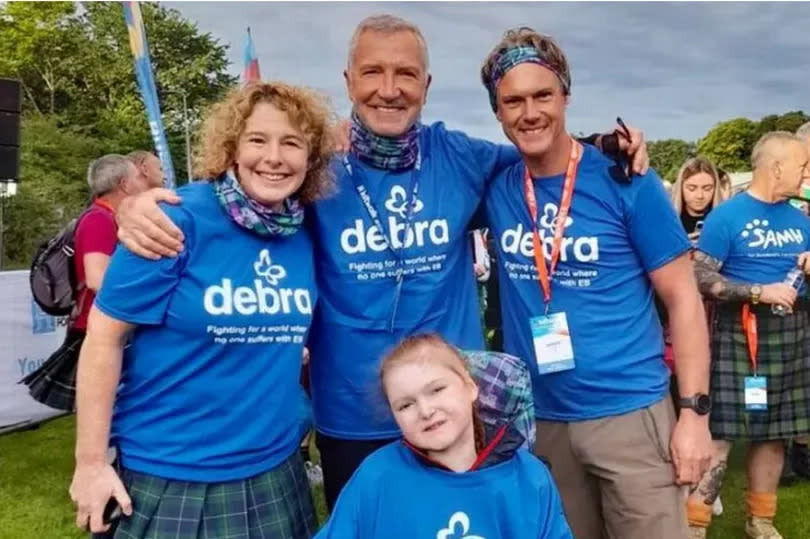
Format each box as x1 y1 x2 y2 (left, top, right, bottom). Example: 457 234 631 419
166 1 809 142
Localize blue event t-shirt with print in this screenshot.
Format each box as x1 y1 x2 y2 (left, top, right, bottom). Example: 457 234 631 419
96 181 316 482
308 122 518 439
698 192 810 289
315 443 572 539
485 144 691 421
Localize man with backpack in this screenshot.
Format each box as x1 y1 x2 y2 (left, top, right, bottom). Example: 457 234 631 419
23 154 155 410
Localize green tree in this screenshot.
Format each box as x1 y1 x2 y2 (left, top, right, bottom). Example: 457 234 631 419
0 1 238 266
2 116 105 267
648 139 696 182
0 1 237 181
696 118 758 172
76 2 237 177
0 2 84 115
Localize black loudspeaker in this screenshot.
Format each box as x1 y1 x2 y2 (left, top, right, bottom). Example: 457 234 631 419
0 78 21 180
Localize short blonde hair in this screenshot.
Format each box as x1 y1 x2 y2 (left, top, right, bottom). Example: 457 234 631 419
672 157 721 215
194 82 335 205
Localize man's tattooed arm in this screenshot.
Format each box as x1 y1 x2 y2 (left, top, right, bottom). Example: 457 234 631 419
693 250 753 302
689 459 728 504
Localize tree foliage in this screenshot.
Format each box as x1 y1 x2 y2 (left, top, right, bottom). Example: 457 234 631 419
0 1 237 267
2 116 105 266
648 139 696 182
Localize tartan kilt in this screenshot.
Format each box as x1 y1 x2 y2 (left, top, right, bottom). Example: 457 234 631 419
19 328 84 411
108 452 317 539
710 304 810 441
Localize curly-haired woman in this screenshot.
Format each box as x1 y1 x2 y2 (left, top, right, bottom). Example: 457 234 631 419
69 82 334 539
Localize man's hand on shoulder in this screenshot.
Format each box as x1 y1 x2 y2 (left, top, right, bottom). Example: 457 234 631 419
117 188 184 260
597 122 649 176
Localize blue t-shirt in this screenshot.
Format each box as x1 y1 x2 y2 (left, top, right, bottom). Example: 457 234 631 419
308 122 517 438
96 182 316 482
316 443 572 539
698 192 810 289
485 145 691 421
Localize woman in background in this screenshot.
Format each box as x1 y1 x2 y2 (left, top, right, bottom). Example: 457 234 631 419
672 157 724 241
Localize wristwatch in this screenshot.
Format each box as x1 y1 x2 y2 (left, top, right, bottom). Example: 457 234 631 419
679 393 712 415
750 284 762 304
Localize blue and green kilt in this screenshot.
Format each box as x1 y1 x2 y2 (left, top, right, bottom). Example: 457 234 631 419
107 452 317 539
710 303 810 441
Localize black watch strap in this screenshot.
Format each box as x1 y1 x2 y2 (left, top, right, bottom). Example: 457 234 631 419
678 393 712 415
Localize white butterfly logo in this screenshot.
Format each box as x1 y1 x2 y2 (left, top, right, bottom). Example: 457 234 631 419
436 512 487 539
253 249 287 286
538 202 573 233
385 185 424 219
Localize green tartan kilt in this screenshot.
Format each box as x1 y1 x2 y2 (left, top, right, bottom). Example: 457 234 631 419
108 451 317 539
710 304 810 441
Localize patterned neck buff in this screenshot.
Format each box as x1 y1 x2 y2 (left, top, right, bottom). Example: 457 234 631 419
349 111 420 171
484 46 571 112
214 169 304 237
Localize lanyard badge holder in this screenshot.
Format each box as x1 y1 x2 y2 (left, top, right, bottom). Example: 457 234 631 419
741 304 767 411
527 139 581 375
344 151 422 332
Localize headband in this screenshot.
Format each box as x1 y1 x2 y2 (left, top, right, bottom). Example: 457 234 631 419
484 46 570 112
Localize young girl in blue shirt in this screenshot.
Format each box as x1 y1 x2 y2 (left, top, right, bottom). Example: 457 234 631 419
317 333 573 539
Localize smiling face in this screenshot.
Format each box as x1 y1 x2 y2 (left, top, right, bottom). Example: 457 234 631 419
233 102 310 209
494 62 568 164
383 349 478 456
344 28 431 137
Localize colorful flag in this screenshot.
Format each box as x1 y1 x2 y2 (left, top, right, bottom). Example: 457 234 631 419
243 27 261 83
122 1 176 188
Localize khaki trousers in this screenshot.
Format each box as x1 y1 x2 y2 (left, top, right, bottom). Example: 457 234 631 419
535 396 687 539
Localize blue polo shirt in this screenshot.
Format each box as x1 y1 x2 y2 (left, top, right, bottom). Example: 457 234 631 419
485 145 691 421
97 182 316 481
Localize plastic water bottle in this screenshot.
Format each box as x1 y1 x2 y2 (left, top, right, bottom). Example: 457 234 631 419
772 266 805 316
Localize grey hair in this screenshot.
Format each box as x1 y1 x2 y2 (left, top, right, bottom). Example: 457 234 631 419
87 154 135 197
796 121 810 141
347 14 429 70
751 131 804 170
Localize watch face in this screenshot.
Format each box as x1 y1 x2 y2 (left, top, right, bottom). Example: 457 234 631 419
696 394 712 414
752 285 762 295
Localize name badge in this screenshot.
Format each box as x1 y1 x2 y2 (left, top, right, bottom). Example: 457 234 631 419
744 376 768 411
530 312 575 374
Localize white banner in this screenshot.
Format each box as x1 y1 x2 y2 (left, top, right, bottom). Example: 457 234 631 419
0 270 66 432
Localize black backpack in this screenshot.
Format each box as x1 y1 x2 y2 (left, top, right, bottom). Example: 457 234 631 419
29 210 89 316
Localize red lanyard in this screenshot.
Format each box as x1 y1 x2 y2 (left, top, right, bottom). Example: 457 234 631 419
523 139 583 306
741 304 758 373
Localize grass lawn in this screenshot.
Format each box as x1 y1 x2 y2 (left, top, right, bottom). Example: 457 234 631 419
1 415 808 538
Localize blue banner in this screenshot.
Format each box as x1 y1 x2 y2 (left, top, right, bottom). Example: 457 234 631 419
123 1 176 188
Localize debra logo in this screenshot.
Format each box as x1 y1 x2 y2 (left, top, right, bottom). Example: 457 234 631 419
436 511 486 539
203 250 312 316
741 218 804 249
340 185 449 254
501 202 599 262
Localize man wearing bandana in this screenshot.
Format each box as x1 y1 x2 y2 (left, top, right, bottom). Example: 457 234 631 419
481 28 713 538
114 15 648 510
